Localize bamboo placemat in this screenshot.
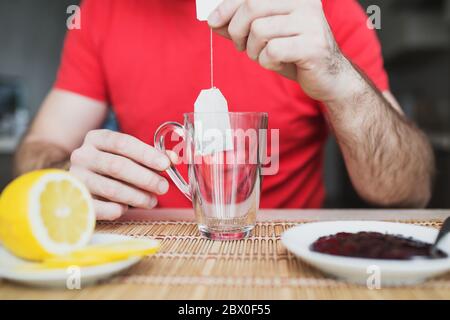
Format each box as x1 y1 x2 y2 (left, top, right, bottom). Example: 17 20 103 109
1 217 449 300
91 219 450 300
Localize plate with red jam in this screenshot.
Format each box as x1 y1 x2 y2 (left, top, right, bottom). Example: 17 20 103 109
281 221 450 286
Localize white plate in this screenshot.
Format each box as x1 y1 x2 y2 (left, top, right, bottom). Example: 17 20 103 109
281 221 450 286
0 233 158 288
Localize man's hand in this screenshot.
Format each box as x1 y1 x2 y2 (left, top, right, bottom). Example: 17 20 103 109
208 0 350 102
70 129 171 220
209 0 434 207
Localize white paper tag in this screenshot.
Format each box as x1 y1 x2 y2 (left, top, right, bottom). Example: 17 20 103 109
196 0 223 21
194 88 233 155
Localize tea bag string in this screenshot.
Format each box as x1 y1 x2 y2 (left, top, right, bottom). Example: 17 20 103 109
210 28 214 89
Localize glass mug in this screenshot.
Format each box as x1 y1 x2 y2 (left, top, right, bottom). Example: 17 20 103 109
154 112 268 240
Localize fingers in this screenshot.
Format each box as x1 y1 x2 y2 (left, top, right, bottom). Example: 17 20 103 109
208 0 245 28
84 129 170 171
93 199 128 221
246 15 299 61
70 167 158 210
210 0 294 50
69 129 174 221
72 146 169 195
213 26 231 40
166 150 181 165
258 36 308 72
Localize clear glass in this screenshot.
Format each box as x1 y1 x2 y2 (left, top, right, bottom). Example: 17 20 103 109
154 112 268 240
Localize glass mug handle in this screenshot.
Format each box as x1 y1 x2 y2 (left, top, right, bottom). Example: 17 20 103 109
154 122 192 201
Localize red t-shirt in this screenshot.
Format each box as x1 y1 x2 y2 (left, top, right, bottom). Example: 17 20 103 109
55 0 389 209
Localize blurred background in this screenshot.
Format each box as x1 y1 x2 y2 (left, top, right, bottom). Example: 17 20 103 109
0 0 448 208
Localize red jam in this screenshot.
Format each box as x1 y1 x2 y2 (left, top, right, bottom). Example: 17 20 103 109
310 232 447 260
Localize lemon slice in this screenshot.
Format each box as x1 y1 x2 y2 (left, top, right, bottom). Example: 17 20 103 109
0 169 95 261
33 238 160 268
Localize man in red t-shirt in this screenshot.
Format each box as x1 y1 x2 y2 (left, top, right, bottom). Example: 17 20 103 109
15 0 434 220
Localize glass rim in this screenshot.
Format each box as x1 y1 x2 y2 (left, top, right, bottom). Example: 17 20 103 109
184 112 268 116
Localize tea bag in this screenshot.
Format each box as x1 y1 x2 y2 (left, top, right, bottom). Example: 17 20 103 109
196 0 223 21
194 88 233 155
194 3 240 219
194 0 232 156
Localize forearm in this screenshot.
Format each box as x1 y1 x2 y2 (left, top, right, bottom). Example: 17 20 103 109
13 140 71 177
324 59 434 208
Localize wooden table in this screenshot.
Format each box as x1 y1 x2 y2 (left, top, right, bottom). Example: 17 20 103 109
1 209 450 300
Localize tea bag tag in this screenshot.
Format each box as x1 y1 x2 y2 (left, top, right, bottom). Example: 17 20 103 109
196 0 223 21
194 88 233 155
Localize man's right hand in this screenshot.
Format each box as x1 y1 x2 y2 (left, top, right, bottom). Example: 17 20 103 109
69 129 171 220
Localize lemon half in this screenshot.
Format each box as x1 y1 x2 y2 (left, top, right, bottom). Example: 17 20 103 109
0 169 95 261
